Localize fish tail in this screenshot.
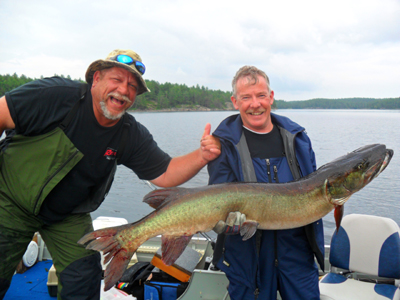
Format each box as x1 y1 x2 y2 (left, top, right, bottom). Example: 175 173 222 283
103 248 133 291
78 226 136 291
78 227 120 245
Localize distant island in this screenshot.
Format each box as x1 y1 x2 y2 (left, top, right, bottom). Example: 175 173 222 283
1 73 399 110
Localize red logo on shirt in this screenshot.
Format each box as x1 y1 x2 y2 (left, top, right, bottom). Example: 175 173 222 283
104 148 117 160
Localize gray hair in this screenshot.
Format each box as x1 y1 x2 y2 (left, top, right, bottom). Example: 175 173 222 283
231 66 271 98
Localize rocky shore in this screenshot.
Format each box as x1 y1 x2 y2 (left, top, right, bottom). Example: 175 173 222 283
131 102 235 112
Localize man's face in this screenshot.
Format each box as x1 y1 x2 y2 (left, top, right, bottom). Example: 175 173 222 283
91 67 139 126
231 75 275 133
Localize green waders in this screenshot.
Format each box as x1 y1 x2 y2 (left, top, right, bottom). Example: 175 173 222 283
0 90 103 299
0 201 101 300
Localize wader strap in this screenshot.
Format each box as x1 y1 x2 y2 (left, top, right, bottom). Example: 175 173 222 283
212 131 258 266
278 126 325 270
237 132 257 182
278 126 302 180
59 83 88 131
238 131 262 299
211 234 225 267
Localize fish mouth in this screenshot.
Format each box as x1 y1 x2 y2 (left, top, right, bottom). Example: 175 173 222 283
324 144 393 206
380 149 394 173
365 148 394 182
331 195 350 206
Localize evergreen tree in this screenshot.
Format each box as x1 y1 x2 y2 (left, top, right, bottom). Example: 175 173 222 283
1 74 399 110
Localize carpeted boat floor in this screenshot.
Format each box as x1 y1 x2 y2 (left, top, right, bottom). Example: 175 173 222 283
4 260 55 299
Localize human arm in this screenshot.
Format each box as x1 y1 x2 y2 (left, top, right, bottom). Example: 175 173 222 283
150 123 221 187
0 96 15 136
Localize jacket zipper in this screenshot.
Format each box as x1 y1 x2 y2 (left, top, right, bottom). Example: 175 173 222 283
271 163 279 267
273 165 279 183
33 149 81 213
261 161 280 295
266 159 280 184
254 230 262 300
266 159 272 182
274 231 278 267
254 288 260 299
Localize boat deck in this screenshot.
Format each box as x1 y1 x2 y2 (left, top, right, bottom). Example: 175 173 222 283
4 260 54 300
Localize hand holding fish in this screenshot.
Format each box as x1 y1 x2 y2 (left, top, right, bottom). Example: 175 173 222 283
200 123 221 161
213 211 247 235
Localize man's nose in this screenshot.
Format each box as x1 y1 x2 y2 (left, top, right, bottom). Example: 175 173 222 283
117 81 129 96
250 97 261 107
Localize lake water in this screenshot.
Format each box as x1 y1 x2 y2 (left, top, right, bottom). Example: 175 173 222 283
92 109 400 244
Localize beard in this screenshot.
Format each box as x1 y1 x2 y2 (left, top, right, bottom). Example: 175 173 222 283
100 92 132 120
100 100 126 120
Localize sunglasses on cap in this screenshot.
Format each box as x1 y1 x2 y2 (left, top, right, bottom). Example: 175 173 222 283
109 54 146 75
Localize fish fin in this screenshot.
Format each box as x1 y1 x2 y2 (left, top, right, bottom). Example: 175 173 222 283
143 187 188 209
78 226 135 291
143 186 210 209
78 227 121 247
161 235 193 266
240 220 259 241
334 205 344 233
103 249 132 291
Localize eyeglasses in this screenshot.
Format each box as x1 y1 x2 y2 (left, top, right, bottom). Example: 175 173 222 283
109 54 146 75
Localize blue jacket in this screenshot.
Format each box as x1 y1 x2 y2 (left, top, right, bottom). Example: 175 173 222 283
208 113 324 293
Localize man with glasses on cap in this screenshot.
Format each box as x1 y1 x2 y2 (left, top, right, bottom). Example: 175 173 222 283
0 49 221 300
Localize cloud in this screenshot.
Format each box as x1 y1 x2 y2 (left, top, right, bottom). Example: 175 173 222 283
1 0 399 100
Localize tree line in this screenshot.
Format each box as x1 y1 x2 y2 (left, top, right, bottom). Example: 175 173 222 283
1 73 399 110
0 73 81 96
0 73 231 110
275 98 400 110
135 79 231 110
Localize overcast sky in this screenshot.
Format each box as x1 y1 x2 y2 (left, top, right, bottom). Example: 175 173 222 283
1 0 399 100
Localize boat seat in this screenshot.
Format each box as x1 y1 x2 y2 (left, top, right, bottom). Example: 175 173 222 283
320 214 400 300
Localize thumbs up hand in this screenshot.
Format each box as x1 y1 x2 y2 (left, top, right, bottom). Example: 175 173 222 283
200 123 221 162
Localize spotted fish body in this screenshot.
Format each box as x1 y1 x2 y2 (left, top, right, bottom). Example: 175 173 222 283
79 144 393 290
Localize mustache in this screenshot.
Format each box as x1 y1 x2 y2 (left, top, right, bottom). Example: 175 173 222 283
246 109 266 114
108 92 132 104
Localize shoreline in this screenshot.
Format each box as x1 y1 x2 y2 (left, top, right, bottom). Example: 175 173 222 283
130 107 399 112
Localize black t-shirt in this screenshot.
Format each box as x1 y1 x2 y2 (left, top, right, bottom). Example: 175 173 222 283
5 77 171 222
243 125 285 159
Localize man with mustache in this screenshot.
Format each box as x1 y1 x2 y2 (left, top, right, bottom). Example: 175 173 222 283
0 49 220 300
208 66 324 300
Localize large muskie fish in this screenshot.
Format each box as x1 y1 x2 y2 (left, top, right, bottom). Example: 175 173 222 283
79 144 393 290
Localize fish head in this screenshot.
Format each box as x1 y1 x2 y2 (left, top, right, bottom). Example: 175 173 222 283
323 144 393 206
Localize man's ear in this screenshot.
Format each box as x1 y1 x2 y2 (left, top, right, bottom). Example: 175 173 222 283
231 96 239 110
92 71 101 88
269 90 274 105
